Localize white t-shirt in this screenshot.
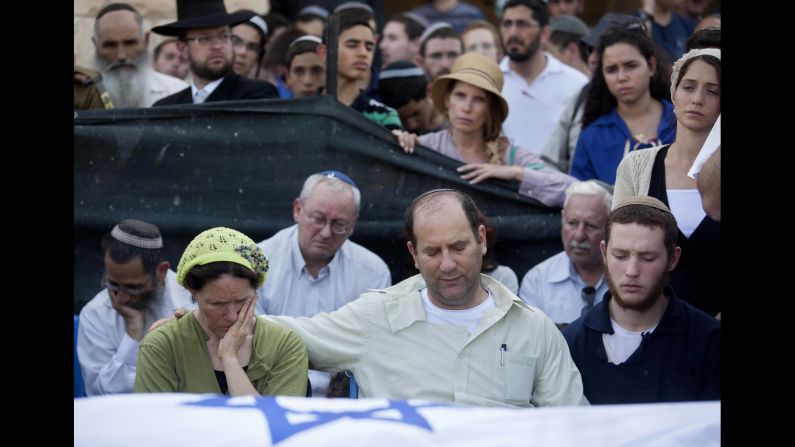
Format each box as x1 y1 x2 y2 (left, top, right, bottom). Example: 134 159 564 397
667 189 706 237
420 288 495 335
602 318 656 365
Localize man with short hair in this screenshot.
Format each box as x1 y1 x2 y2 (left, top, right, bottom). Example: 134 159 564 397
379 13 427 68
256 171 391 317
268 189 587 407
92 3 187 108
519 181 611 328
285 35 326 98
153 39 190 80
545 15 591 77
256 171 391 397
329 9 403 130
151 0 278 106
499 0 588 153
562 196 720 404
77 219 193 396
416 23 463 82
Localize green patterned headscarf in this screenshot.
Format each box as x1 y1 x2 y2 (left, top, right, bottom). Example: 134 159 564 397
176 227 269 288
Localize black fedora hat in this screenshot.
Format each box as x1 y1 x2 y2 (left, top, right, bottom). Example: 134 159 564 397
152 0 254 36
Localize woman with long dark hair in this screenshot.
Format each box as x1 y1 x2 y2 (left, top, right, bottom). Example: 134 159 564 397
570 21 676 184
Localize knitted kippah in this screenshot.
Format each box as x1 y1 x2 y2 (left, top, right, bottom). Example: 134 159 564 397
671 48 721 101
111 219 163 249
612 195 671 214
176 227 269 288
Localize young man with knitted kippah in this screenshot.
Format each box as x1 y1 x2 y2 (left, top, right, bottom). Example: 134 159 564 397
562 196 720 404
77 219 193 396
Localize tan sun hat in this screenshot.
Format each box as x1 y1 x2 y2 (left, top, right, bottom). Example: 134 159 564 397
430 52 509 121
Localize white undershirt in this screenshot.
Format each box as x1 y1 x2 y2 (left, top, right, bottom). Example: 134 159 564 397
420 288 495 335
667 189 706 237
602 318 656 365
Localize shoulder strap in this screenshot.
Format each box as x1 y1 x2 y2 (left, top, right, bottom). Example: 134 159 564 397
508 144 518 165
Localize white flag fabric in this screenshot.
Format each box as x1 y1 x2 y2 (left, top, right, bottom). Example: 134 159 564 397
75 394 719 447
688 114 721 180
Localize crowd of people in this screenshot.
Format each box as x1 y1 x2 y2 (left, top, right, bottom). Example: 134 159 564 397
76 0 721 410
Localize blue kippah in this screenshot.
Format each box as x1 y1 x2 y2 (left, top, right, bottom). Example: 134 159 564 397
317 170 357 188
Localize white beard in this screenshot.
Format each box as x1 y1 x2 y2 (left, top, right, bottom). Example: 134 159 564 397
94 52 150 108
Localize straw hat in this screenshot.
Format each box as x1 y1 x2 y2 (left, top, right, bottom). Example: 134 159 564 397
430 53 509 120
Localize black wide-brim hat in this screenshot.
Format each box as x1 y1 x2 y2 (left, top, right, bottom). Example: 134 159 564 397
152 0 254 36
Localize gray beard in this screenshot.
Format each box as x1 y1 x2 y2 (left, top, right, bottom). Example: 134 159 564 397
94 53 150 108
140 282 167 332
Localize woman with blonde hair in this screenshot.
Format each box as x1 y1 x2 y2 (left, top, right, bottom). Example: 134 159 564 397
393 52 575 207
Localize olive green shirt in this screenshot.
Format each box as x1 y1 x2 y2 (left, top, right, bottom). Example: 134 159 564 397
134 313 308 396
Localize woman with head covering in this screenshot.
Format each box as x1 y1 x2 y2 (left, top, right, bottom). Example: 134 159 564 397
392 52 575 208
134 227 308 396
569 20 677 184
612 48 721 318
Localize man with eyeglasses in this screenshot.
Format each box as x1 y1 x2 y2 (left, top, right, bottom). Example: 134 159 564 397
499 0 587 154
519 181 612 328
91 3 187 108
77 219 193 396
151 0 278 106
255 171 391 397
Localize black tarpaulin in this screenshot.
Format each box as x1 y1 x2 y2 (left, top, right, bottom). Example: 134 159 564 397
74 95 563 311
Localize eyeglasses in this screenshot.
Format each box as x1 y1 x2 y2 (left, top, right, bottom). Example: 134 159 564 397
102 276 154 297
304 211 351 235
581 286 596 316
183 33 234 46
231 35 262 53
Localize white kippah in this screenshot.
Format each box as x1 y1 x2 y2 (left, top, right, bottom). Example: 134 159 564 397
248 15 268 36
289 35 323 48
419 22 454 45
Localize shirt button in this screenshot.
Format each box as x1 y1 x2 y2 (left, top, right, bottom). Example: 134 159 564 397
642 370 649 376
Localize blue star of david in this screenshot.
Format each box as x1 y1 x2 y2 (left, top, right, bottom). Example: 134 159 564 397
184 396 451 444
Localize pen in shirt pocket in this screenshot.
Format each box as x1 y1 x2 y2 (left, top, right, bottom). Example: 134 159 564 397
500 343 507 366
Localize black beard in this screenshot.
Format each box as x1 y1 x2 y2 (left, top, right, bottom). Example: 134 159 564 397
506 34 542 63
191 58 233 81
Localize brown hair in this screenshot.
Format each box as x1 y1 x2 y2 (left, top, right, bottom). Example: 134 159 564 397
605 204 678 259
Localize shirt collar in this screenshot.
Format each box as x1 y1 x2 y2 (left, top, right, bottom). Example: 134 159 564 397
584 285 685 335
383 274 524 333
191 77 224 99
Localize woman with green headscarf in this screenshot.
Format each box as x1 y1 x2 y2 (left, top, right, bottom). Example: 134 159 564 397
134 227 308 397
